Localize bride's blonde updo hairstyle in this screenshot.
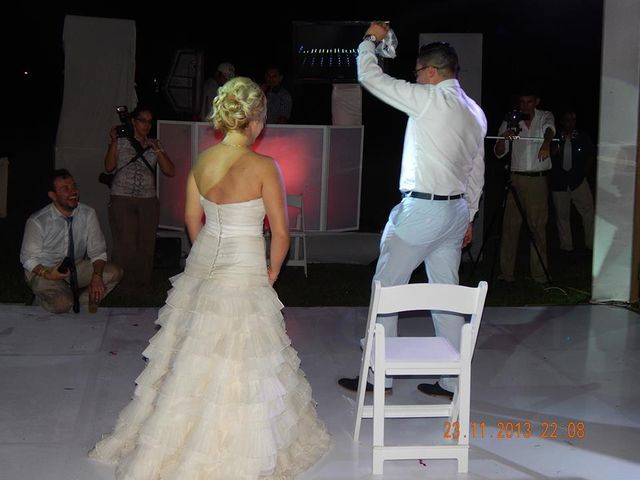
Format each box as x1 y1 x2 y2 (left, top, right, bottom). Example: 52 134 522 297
212 77 266 132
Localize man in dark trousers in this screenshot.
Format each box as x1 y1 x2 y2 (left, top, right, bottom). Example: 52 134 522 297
550 110 595 253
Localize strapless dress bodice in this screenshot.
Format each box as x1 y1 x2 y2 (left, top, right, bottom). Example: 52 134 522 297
200 196 265 238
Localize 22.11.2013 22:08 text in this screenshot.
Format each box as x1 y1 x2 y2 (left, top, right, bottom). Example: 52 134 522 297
443 420 586 440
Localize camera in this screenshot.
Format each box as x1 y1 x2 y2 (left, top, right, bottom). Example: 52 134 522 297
115 105 134 138
57 256 75 274
504 109 531 134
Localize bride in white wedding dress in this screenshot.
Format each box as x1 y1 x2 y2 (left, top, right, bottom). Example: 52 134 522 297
90 77 330 479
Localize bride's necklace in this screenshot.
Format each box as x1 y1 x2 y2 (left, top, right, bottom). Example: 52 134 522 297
222 143 248 148
222 140 249 148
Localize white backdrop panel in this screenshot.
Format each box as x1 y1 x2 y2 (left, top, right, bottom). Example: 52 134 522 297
327 127 364 230
592 0 640 302
55 16 137 251
157 123 363 232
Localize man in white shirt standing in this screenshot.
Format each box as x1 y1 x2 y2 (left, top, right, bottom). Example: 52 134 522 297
338 22 487 399
20 169 123 313
494 93 555 284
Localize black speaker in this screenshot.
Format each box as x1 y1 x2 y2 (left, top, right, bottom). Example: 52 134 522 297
154 237 182 269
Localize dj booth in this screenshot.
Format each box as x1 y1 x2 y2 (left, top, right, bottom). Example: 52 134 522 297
157 122 364 232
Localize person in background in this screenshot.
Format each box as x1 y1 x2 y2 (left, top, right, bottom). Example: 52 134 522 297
549 109 595 253
494 92 555 284
262 65 292 124
20 169 122 313
104 105 175 292
200 61 236 121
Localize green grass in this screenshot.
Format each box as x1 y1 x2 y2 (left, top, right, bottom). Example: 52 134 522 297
2 252 593 308
1 211 595 308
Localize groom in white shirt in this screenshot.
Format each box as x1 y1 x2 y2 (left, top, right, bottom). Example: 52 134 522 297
338 22 487 398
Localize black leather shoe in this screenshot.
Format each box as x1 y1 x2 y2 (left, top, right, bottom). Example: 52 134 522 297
338 377 391 393
417 382 454 400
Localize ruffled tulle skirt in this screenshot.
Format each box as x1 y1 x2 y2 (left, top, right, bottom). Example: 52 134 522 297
90 232 330 479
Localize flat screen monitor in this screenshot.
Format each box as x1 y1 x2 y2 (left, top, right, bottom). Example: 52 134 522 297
292 21 388 84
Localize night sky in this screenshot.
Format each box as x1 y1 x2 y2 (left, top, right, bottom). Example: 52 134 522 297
2 1 603 229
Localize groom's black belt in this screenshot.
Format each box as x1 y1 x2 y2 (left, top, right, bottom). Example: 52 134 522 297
405 191 464 201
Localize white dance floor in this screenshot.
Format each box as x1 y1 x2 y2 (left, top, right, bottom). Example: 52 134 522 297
1 303 639 479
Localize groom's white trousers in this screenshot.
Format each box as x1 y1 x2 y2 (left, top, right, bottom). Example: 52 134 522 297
368 195 469 391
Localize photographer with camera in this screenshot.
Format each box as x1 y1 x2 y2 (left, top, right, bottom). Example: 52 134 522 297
494 92 555 284
104 105 175 292
20 169 123 313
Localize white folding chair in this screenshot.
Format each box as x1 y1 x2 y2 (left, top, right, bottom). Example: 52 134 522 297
285 193 308 277
353 280 488 474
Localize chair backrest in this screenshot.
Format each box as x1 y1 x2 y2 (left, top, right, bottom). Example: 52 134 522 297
286 193 305 230
286 193 303 209
366 281 488 354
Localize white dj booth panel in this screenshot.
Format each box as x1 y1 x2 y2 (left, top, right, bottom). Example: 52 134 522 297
157 122 364 232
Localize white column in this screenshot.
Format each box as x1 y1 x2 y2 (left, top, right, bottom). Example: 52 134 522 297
592 0 640 302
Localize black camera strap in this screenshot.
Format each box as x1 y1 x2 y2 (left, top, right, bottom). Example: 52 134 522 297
127 137 158 175
108 146 154 180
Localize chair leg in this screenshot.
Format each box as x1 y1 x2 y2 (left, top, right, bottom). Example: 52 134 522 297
457 366 471 473
372 329 386 474
373 449 385 475
449 391 460 425
293 237 300 260
457 448 469 473
302 235 308 277
372 365 385 447
458 370 471 444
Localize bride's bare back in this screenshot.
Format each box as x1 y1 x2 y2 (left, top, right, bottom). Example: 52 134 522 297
192 144 269 205
185 142 289 284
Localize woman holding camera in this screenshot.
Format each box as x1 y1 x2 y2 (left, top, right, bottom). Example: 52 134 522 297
104 105 175 292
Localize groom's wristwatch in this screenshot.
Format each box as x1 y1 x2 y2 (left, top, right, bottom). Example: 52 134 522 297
362 34 378 44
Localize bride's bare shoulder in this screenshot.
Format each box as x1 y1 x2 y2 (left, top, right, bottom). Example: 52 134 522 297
196 144 220 162
248 151 276 167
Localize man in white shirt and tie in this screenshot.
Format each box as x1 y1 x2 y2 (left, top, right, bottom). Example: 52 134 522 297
494 93 555 284
338 22 487 398
20 169 123 313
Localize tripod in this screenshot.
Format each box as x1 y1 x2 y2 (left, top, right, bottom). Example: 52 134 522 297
470 136 553 285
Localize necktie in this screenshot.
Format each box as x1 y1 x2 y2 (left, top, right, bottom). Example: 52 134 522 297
65 216 80 313
562 138 572 172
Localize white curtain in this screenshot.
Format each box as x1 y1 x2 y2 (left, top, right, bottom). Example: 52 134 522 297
592 0 640 302
331 84 362 126
55 15 137 250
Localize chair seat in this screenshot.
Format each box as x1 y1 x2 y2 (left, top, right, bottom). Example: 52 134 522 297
385 337 460 366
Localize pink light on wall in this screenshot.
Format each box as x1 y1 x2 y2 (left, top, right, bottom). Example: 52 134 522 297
159 122 361 231
191 124 324 228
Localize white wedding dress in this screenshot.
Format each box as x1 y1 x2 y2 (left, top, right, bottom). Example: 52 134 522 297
90 196 330 479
